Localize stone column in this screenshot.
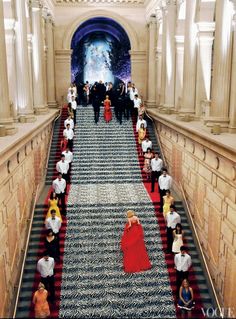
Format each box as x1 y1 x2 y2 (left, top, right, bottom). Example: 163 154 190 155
0 1 16 136
195 23 214 118
42 12 48 108
159 6 167 106
146 16 157 108
155 7 162 107
229 1 236 132
205 0 233 128
4 19 18 122
30 0 48 114
45 14 57 108
179 0 197 114
15 0 35 120
174 36 184 111
163 0 176 109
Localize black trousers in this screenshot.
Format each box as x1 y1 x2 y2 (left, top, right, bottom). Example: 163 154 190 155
166 226 174 252
67 139 73 151
159 188 169 212
72 109 76 125
41 275 55 302
62 172 70 184
56 192 66 215
93 106 100 123
151 170 161 192
176 270 189 293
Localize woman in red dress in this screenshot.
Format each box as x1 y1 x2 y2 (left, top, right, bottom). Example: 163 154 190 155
121 210 152 273
104 95 112 122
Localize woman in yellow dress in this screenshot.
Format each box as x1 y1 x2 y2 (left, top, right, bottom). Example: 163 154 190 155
45 191 62 222
138 123 146 155
163 190 175 219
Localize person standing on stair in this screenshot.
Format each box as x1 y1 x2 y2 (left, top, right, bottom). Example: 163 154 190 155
52 173 66 215
151 153 163 192
103 95 112 123
37 253 55 303
174 246 192 293
136 114 147 132
63 123 74 151
158 168 172 210
71 95 77 125
166 205 181 253
142 137 152 154
45 210 62 260
64 115 74 130
32 282 50 318
56 154 70 184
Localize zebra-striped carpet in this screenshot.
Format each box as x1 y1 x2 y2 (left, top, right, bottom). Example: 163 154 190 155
59 106 176 318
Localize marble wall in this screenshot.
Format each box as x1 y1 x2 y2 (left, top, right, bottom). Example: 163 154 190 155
153 117 236 314
0 120 54 317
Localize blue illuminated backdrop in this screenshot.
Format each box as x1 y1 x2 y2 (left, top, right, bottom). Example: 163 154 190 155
71 17 131 85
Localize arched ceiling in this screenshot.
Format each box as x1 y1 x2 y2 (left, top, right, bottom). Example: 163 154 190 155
71 17 131 49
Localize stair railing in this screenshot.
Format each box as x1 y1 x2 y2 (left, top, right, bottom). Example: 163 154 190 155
12 184 40 318
146 109 223 318
13 103 64 318
179 182 223 318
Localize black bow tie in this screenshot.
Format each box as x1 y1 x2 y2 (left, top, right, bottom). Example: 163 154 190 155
181 254 185 257
52 218 55 220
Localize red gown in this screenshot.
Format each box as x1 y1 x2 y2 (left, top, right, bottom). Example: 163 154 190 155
104 100 112 122
121 221 152 273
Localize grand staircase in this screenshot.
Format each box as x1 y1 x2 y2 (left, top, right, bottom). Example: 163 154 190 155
15 105 215 318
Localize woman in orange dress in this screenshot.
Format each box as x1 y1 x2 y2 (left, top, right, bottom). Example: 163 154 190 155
104 95 112 122
121 210 151 273
33 283 50 318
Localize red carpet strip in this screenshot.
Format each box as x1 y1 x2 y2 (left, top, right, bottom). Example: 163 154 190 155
29 106 69 318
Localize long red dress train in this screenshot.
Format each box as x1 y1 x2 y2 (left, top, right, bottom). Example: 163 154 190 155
121 222 152 273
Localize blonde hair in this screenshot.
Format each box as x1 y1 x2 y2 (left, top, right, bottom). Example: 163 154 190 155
127 210 135 218
38 282 45 290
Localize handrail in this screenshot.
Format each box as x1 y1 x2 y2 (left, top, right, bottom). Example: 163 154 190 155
12 184 40 318
179 183 223 318
13 104 63 318
146 108 222 317
45 104 63 172
145 109 168 167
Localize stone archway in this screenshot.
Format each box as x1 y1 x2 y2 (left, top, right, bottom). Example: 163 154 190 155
55 10 147 102
62 9 139 51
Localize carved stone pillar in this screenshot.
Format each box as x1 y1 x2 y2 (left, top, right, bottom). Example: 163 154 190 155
159 6 167 106
205 0 233 129
45 14 57 108
0 2 16 135
163 0 177 109
229 1 236 132
15 0 35 120
174 36 184 111
156 7 163 107
30 0 48 114
179 0 197 114
146 16 157 108
4 19 18 122
195 23 214 118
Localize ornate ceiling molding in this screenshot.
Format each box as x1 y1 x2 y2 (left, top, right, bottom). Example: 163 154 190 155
54 0 145 5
